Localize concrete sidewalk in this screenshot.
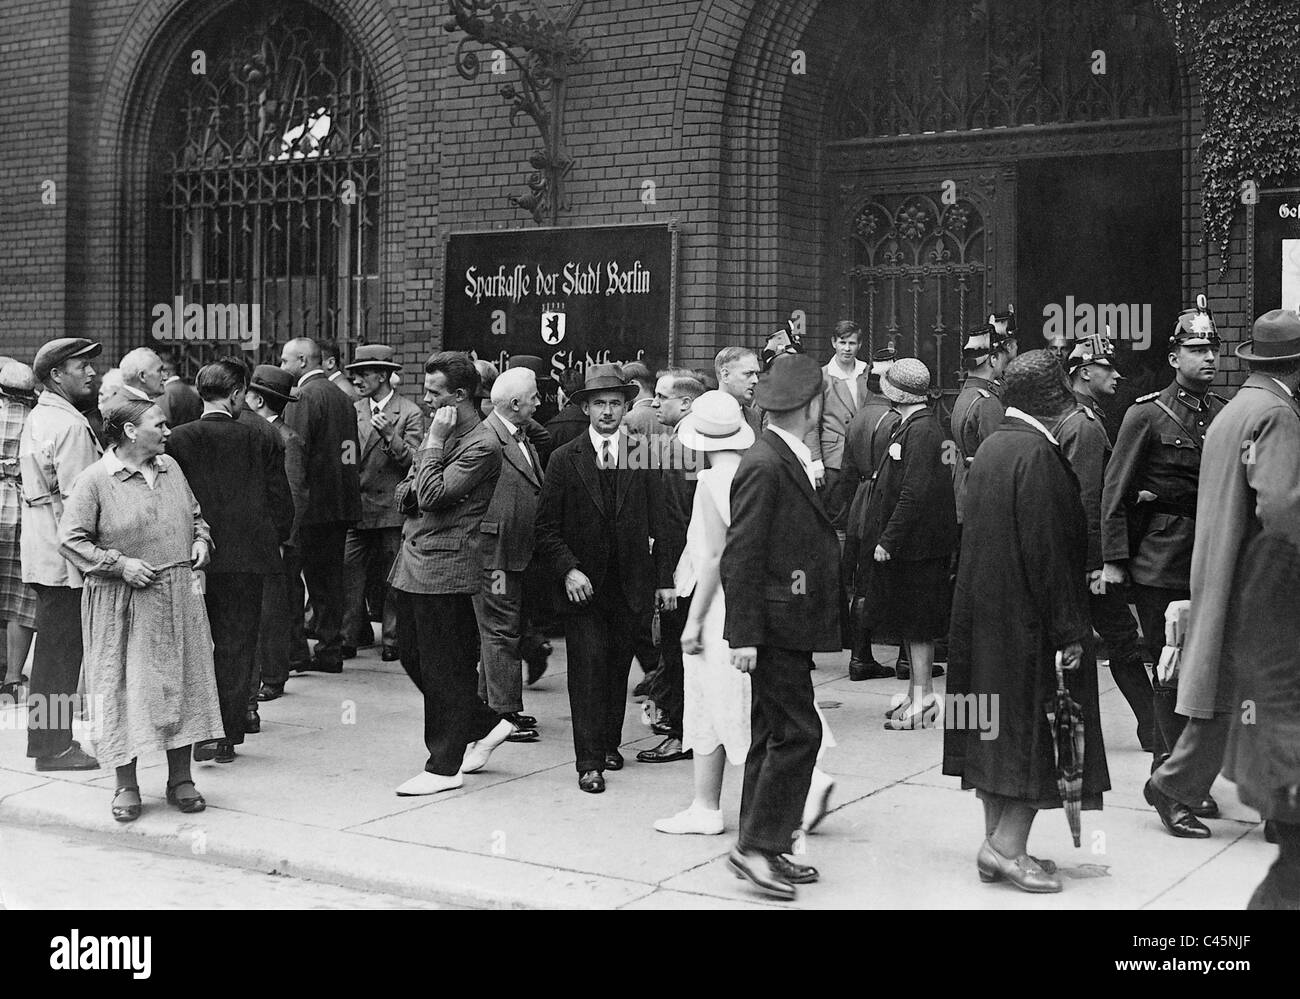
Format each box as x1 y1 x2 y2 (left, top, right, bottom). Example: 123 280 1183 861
0 642 1275 909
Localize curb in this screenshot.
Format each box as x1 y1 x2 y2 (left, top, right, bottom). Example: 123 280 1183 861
0 771 658 910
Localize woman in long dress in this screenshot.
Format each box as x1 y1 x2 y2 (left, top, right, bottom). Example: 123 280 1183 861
654 391 835 837
59 398 223 822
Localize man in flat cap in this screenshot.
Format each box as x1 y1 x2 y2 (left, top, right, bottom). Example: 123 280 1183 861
722 351 841 900
1102 298 1227 799
20 338 103 771
342 345 423 661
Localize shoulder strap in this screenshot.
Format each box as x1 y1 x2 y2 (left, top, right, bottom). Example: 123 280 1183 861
1151 398 1200 449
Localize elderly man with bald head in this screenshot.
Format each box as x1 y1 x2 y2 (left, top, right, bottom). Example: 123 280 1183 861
118 347 166 404
280 336 362 673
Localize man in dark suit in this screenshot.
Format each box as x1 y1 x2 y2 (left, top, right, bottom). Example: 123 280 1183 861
159 355 202 427
280 337 362 673
243 365 309 706
342 345 424 660
474 367 545 740
721 352 841 899
542 366 589 460
168 361 292 762
534 363 674 794
321 339 359 402
389 352 511 795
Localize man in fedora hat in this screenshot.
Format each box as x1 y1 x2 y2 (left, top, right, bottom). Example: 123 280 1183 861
1102 298 1228 793
20 337 103 771
1144 308 1300 839
1057 335 1158 760
342 345 423 661
534 362 674 793
244 365 310 705
721 351 841 899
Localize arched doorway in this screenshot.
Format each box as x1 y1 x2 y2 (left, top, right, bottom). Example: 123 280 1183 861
140 0 383 369
819 0 1181 412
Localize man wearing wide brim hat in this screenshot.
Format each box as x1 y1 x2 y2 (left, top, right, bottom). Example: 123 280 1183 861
719 352 841 899
19 337 104 772
533 360 674 794
340 344 424 662
1144 308 1300 842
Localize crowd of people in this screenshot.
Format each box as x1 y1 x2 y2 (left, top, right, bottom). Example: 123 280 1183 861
0 301 1297 908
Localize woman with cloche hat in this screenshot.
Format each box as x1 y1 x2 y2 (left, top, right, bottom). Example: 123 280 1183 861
850 358 958 730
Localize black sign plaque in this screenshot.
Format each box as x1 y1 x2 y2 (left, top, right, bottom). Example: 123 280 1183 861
1249 187 1300 320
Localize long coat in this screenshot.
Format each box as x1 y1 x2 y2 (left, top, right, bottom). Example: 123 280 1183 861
283 371 361 526
855 409 956 561
942 419 1109 807
1178 374 1300 718
720 429 842 652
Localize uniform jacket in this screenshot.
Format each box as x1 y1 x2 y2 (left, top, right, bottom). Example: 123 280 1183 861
19 391 102 587
479 411 544 572
533 430 669 616
720 429 842 652
389 413 502 595
1178 374 1300 718
283 371 362 526
355 391 424 530
160 377 202 427
1055 390 1113 571
950 375 1004 523
858 409 957 561
1101 380 1227 588
167 412 293 575
809 360 872 469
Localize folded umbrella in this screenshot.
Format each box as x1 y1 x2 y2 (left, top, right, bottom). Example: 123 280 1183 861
1045 651 1086 847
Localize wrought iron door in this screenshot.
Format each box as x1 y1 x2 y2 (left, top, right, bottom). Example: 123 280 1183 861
156 1 381 363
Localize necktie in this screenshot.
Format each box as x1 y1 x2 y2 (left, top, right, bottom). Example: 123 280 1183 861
519 439 533 470
602 440 614 470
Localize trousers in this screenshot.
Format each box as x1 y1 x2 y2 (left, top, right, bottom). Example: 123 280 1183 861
343 526 400 650
205 573 264 746
1089 586 1157 753
564 592 636 773
27 583 83 759
472 567 524 715
1150 712 1230 808
738 646 822 855
1131 583 1189 759
299 521 349 666
648 603 686 734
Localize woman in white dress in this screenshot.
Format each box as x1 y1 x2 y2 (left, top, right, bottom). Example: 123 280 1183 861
654 392 836 836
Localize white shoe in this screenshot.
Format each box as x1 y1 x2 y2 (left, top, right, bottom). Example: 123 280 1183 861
801 768 835 833
653 805 724 835
461 719 515 774
395 771 464 796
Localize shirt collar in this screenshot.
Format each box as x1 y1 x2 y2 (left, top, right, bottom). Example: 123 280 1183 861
298 369 325 387
492 411 520 438
826 359 867 381
768 424 815 468
1271 377 1294 398
1005 407 1060 446
164 375 181 385
589 425 623 454
104 447 168 479
123 384 154 402
371 388 393 410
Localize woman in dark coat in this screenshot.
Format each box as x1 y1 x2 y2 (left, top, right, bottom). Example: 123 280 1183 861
852 358 957 728
1223 531 1300 909
942 351 1109 894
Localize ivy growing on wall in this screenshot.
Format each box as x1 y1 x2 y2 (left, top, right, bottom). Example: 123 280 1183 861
1156 0 1300 269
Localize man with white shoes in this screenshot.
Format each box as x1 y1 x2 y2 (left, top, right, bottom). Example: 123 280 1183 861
388 352 512 796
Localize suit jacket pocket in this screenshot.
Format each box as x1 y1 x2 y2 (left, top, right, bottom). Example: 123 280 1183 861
414 533 462 551
480 521 500 535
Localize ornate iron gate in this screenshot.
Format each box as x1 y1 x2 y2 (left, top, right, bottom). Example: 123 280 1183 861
159 1 381 366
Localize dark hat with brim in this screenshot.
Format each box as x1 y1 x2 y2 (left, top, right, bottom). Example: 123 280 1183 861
33 338 101 382
569 362 638 403
754 352 823 412
1238 309 1300 361
345 344 401 373
249 364 299 403
507 354 547 377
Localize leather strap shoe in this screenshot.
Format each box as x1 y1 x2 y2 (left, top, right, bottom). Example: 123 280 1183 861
604 751 625 771
578 770 605 793
636 737 693 763
772 854 819 884
727 847 795 900
1144 779 1211 838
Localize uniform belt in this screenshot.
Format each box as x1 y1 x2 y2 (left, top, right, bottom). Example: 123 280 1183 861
1147 499 1196 518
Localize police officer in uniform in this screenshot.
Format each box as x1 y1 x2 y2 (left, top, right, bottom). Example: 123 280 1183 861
1100 299 1226 798
1057 333 1158 755
951 320 1013 527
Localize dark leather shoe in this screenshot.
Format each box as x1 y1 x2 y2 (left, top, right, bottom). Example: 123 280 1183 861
1144 779 1211 838
604 751 625 771
297 656 342 674
849 658 894 681
341 645 357 660
578 770 605 793
1190 795 1219 819
636 737 693 763
502 711 537 729
506 726 539 743
1265 820 1279 844
257 682 284 702
632 676 652 698
524 642 551 686
244 708 261 734
215 741 237 764
895 662 911 680
931 663 945 677
192 739 221 762
772 854 820 884
650 720 677 736
381 646 400 662
727 847 795 900
34 742 99 772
